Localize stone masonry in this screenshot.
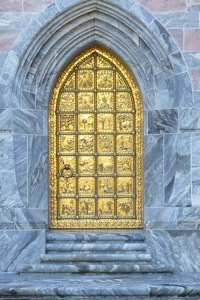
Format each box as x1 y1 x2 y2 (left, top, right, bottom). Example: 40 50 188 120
0 0 200 279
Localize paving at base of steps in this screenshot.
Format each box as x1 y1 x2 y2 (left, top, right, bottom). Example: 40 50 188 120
0 272 200 299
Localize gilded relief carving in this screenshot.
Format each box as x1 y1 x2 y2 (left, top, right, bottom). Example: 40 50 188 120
59 93 75 110
97 135 114 153
117 156 134 175
49 47 143 228
117 177 134 195
78 70 94 90
59 156 76 173
63 74 75 89
116 135 134 153
79 198 95 217
97 70 113 89
59 135 75 154
116 114 133 132
78 93 94 110
79 135 94 153
97 56 111 68
79 156 95 175
80 57 94 68
97 93 113 111
98 114 114 132
98 198 114 217
116 72 128 90
116 92 132 111
79 178 95 195
78 114 94 132
59 177 76 196
59 199 76 218
117 198 134 217
59 114 75 132
98 156 114 174
98 177 114 196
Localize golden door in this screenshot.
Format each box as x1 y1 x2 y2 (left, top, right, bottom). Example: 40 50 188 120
49 47 143 229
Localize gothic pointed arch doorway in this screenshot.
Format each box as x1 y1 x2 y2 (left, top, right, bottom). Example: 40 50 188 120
49 47 143 229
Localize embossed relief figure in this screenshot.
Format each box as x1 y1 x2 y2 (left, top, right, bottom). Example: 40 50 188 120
49 47 143 228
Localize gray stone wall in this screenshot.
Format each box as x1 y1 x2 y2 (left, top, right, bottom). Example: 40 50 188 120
0 0 199 273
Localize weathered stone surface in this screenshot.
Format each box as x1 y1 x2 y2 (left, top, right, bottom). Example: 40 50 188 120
164 133 191 207
148 109 178 134
147 230 200 272
180 108 200 131
185 29 200 51
137 0 186 12
13 109 44 134
0 29 20 52
187 0 200 11
183 52 200 68
0 230 45 272
156 12 199 28
144 135 163 207
0 170 22 208
0 272 200 298
145 207 177 228
177 207 200 229
0 12 34 29
28 135 47 208
23 0 53 12
0 207 15 229
15 208 47 229
169 29 183 50
13 134 27 204
190 69 200 90
192 133 200 207
0 0 198 290
0 0 22 12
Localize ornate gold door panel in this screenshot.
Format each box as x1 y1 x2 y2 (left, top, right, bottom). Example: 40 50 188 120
49 47 143 229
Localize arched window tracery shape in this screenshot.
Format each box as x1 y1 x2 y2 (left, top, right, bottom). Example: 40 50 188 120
49 47 143 229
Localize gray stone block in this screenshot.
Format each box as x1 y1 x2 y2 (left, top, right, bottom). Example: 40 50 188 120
28 135 48 208
155 12 199 29
0 110 12 133
164 133 191 207
148 109 178 134
0 230 45 272
13 135 27 205
15 208 47 229
13 109 44 134
180 108 200 131
144 135 164 207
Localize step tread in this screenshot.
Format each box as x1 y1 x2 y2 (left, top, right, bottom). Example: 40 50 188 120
47 233 146 242
46 243 146 251
41 253 152 262
18 263 173 274
2 272 200 298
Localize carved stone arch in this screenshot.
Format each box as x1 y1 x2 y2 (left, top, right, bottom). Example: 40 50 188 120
0 0 193 222
1 0 192 111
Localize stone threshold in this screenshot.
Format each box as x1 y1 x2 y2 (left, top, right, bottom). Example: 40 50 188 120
48 229 145 234
0 273 200 298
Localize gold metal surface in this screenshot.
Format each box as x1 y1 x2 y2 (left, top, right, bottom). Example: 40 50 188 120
49 46 143 229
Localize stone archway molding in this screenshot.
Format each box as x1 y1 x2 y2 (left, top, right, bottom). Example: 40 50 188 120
1 0 192 112
0 0 193 216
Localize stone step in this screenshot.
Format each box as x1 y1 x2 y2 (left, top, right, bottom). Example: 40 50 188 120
41 253 152 263
18 263 173 274
2 273 200 298
46 242 146 252
47 232 146 243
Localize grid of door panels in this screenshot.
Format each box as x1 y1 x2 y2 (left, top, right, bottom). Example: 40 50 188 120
56 53 136 220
